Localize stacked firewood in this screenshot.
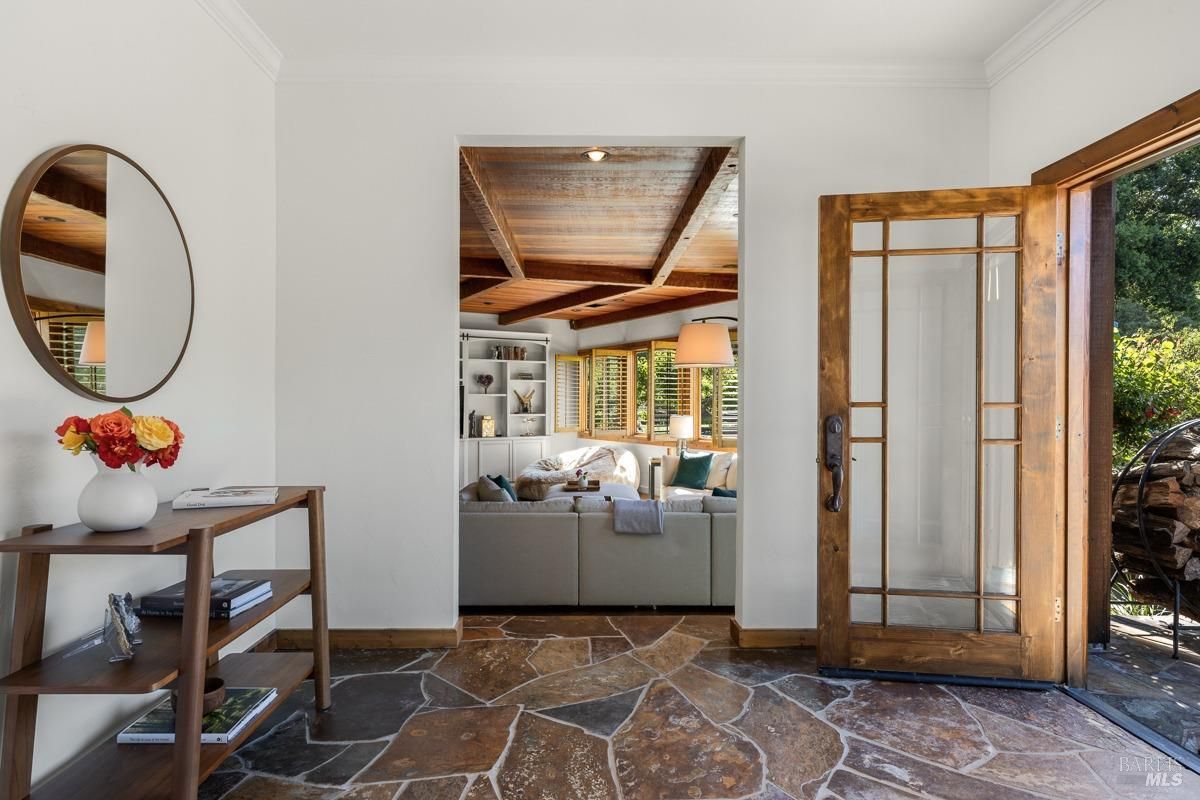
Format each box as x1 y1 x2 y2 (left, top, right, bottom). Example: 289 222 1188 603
1112 431 1200 607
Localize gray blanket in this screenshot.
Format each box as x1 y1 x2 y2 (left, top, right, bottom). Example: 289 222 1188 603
613 498 664 535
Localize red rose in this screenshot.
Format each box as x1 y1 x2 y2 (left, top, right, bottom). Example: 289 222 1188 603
96 437 141 469
144 419 184 469
55 415 90 438
89 411 140 468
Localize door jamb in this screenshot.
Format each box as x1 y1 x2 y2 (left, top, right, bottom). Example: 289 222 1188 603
1032 89 1200 688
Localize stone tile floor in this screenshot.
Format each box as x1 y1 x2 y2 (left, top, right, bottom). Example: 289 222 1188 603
1087 615 1200 754
200 614 1200 799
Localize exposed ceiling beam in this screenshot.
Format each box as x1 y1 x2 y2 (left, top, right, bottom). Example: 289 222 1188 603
570 291 732 330
460 277 508 300
460 149 524 279
499 285 636 326
649 147 739 286
25 295 102 315
664 272 737 292
461 258 736 291
20 233 105 274
32 168 106 217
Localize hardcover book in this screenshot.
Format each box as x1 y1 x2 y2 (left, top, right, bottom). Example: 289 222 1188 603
141 575 272 612
138 590 273 620
172 487 280 510
117 687 277 744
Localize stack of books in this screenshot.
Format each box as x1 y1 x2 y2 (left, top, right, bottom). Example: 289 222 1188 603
139 574 273 620
117 687 277 744
172 487 280 509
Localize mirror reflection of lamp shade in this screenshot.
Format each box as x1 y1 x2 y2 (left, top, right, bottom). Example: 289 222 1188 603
77 320 106 365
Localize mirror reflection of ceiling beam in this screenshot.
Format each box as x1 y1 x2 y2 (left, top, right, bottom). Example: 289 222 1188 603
33 168 107 217
499 284 636 326
20 233 105 274
570 290 731 331
459 257 736 291
459 277 508 300
25 295 102 315
648 147 739 286
460 149 525 280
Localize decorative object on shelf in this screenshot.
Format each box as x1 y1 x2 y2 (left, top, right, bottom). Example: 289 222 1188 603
104 593 138 662
522 416 537 436
676 316 736 367
481 415 496 437
468 410 478 438
515 371 534 380
514 388 535 413
55 407 184 531
170 677 226 716
669 414 694 454
474 373 494 393
492 345 502 359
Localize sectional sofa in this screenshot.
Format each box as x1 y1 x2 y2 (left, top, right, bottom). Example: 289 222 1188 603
459 494 736 607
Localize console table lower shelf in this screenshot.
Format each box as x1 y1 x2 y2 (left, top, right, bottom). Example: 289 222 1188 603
32 653 311 800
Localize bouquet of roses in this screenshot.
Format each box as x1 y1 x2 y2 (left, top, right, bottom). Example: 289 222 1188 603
55 407 184 470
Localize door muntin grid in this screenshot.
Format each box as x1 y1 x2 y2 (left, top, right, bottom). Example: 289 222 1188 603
848 216 1022 632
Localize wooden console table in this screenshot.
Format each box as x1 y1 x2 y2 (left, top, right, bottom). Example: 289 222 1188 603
0 486 331 800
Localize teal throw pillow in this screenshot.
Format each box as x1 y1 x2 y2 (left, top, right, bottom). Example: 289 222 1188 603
488 474 518 502
713 487 738 498
671 451 713 490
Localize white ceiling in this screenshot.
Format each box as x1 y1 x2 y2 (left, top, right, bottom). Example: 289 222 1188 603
234 0 1059 78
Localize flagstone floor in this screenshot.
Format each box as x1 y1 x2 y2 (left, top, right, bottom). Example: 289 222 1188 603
200 614 1200 800
1086 615 1200 754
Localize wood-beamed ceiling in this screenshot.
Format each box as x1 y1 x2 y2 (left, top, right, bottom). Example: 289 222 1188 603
20 150 109 273
459 145 738 326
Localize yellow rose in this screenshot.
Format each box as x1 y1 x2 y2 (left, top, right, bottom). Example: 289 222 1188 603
60 428 88 455
133 416 175 451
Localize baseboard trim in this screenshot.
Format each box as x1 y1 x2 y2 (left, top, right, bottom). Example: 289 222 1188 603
277 618 463 650
731 619 818 648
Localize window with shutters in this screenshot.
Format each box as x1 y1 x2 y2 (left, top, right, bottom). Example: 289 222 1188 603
700 338 738 448
590 350 631 435
650 341 693 441
36 315 106 393
554 355 584 432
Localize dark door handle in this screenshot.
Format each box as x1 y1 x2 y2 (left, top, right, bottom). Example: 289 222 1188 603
824 414 844 512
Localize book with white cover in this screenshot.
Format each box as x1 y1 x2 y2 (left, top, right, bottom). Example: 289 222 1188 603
172 487 280 510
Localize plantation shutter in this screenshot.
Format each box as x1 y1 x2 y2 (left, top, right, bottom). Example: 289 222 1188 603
717 342 739 445
651 342 693 440
38 317 105 393
591 350 631 435
554 355 584 432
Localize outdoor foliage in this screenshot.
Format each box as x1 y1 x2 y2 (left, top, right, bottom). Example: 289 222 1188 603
1111 147 1200 465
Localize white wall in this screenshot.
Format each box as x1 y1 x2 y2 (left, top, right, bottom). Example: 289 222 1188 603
20 255 106 310
0 0 277 782
989 0 1200 184
274 80 990 632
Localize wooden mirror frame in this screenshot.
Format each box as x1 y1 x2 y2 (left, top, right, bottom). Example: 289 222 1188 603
1 144 195 402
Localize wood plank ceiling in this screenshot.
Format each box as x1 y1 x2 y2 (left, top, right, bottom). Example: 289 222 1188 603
459 145 738 329
21 150 108 275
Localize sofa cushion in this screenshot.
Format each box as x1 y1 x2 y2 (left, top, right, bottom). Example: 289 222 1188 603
726 455 738 490
460 482 480 502
702 495 738 514
705 452 734 489
672 451 713 489
477 475 513 502
573 495 702 513
488 474 518 502
461 498 575 513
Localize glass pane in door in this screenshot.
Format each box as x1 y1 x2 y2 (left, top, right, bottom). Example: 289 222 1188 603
887 254 977 592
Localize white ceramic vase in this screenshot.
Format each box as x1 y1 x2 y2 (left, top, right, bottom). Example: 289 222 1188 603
78 454 158 532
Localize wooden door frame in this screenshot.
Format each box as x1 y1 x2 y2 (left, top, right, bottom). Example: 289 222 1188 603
1032 89 1200 687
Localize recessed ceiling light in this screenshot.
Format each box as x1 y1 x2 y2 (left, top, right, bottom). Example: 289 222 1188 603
581 148 610 162
38 215 66 223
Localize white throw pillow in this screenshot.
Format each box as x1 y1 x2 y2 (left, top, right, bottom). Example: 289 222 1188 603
726 455 738 490
661 454 680 486
477 476 513 502
706 452 734 489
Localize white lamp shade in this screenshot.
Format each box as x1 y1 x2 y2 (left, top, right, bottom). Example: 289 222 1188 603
78 320 106 366
668 414 694 439
675 321 734 367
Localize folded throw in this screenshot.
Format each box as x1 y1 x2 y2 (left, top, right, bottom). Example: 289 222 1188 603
613 498 664 535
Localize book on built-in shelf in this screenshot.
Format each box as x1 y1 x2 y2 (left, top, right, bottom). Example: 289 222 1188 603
117 687 277 744
138 590 273 620
172 487 280 510
141 575 272 615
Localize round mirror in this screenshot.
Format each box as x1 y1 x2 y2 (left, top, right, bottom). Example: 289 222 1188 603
1 145 193 401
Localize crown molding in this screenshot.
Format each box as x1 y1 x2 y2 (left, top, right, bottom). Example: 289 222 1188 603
278 56 988 88
985 0 1104 86
193 0 283 80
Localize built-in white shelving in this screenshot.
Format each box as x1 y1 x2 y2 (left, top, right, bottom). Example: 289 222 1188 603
460 329 551 440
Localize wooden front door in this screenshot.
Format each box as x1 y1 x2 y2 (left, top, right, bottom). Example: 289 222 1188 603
817 186 1063 682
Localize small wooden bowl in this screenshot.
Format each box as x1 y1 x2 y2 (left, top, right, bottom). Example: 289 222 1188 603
171 677 226 716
